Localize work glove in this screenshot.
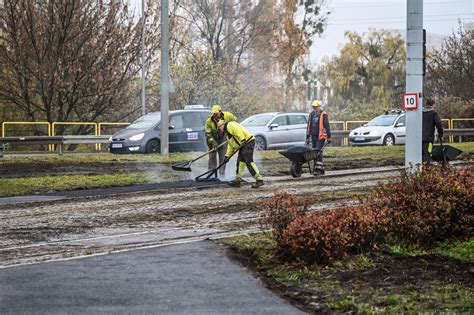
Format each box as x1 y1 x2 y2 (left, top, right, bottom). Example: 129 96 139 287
208 140 218 150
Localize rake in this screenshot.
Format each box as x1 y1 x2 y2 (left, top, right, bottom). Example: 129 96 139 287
171 141 227 172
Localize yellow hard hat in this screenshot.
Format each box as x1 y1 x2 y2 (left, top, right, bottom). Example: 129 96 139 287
217 119 226 127
211 105 222 113
311 100 321 107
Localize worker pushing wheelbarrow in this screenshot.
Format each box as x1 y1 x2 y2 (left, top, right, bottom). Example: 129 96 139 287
279 140 329 178
281 100 332 178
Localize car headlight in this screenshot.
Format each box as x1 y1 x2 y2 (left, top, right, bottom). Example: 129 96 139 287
129 133 145 141
108 136 113 141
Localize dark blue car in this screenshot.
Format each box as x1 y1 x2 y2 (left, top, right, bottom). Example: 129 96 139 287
109 107 210 154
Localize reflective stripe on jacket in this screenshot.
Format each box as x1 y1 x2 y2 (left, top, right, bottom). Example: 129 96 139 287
224 121 255 157
205 111 237 144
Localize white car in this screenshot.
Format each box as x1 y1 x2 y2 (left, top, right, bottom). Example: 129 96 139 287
349 111 406 146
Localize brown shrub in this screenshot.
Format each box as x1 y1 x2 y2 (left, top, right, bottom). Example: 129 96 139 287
262 164 473 264
279 206 381 264
364 164 474 247
261 191 308 243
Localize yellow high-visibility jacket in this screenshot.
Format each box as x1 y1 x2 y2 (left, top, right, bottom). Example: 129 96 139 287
224 121 255 157
205 111 237 144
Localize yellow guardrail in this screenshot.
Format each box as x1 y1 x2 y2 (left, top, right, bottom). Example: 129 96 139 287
330 121 346 145
52 122 98 151
2 118 473 150
2 122 52 150
97 122 130 150
2 122 51 138
441 119 451 142
345 120 369 131
451 118 474 143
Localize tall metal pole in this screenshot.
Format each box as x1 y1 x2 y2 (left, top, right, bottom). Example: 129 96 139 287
405 0 423 167
141 0 146 115
160 0 169 155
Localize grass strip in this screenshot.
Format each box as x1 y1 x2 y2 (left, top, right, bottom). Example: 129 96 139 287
0 173 148 197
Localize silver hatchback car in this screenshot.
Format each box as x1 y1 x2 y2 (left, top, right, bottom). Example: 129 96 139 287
241 112 308 150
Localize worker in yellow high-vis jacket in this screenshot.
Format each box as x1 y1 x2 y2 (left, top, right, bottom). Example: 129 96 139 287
205 105 237 175
217 120 264 188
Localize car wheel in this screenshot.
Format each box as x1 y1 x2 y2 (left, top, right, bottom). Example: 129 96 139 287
383 134 395 146
255 136 267 151
290 162 303 178
145 139 160 153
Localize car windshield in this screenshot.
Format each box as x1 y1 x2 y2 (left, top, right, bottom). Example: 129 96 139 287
242 114 274 127
367 115 397 126
127 113 161 129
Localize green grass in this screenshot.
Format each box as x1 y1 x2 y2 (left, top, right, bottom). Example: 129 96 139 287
220 233 474 313
0 151 203 165
0 174 148 197
2 142 472 196
389 237 474 261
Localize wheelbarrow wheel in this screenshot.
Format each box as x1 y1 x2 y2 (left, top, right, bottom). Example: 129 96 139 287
290 162 303 178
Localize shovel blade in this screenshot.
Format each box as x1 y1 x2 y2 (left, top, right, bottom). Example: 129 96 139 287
171 161 193 172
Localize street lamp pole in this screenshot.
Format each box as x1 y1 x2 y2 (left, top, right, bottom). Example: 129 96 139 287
160 0 169 155
141 0 146 115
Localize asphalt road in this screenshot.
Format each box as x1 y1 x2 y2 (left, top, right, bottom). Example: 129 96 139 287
0 241 303 314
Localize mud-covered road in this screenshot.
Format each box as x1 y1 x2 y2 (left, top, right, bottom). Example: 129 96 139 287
0 166 399 267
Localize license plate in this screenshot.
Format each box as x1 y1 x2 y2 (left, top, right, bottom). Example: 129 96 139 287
355 137 365 141
187 132 199 141
111 143 123 148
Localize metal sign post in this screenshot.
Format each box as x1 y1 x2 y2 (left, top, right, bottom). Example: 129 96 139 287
160 0 169 156
405 0 423 168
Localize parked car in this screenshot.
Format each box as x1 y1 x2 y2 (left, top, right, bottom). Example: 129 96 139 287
349 110 406 146
109 106 210 153
241 112 308 150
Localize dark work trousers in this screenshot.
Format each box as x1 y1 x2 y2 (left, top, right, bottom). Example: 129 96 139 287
236 139 261 180
208 137 227 175
311 137 326 174
422 141 432 163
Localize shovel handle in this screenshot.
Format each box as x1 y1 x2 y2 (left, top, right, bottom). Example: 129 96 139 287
194 142 241 181
191 141 227 162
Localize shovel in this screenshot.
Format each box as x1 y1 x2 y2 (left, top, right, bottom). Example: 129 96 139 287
195 142 244 182
172 141 227 172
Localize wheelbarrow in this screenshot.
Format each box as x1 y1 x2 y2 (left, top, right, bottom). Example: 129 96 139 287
279 141 329 178
431 139 462 165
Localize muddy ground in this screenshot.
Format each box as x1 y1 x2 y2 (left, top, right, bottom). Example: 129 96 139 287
1 155 471 313
228 247 473 313
0 151 404 179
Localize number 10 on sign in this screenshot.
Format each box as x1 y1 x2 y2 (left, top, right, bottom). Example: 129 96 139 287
403 93 418 110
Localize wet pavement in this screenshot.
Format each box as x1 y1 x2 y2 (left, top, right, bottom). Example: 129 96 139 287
0 241 303 314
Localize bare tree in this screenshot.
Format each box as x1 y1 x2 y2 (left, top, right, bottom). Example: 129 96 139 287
426 23 473 104
0 0 160 131
175 0 276 70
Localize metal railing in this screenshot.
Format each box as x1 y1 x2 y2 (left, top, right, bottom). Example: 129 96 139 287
1 119 473 153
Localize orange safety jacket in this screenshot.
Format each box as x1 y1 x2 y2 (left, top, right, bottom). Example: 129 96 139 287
307 111 329 140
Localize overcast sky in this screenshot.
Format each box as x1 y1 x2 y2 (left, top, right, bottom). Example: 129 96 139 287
309 0 473 65
130 0 473 66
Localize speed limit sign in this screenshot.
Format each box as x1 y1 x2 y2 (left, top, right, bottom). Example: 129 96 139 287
403 93 418 110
